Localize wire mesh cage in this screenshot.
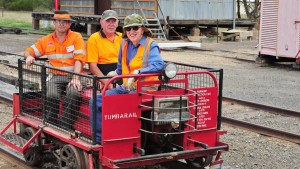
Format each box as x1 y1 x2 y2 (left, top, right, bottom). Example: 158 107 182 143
17 59 223 144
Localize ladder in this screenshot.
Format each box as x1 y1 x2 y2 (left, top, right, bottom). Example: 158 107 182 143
144 13 166 39
135 0 167 39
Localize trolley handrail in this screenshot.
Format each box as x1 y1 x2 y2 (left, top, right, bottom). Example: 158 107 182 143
102 70 218 95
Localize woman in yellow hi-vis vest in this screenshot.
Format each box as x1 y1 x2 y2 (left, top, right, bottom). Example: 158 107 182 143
90 13 165 144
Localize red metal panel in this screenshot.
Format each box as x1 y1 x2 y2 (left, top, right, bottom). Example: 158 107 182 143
13 93 20 116
183 87 218 149
74 102 91 136
190 88 218 130
185 130 217 149
74 88 93 136
102 94 141 159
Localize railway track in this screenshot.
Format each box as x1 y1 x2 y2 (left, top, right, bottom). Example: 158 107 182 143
0 75 299 168
222 97 300 144
0 144 35 169
1 53 300 145
0 97 37 169
1 46 297 73
0 26 298 70
0 84 299 145
1 50 299 145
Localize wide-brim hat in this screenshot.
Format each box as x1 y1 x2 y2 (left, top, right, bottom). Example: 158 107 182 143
122 13 152 38
50 10 75 22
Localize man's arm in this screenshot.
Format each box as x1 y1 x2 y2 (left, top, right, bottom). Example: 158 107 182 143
24 38 45 66
139 42 165 74
115 48 122 75
23 51 36 66
89 62 109 85
86 35 109 85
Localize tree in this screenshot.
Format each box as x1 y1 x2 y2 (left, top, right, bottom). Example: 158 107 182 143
2 0 52 11
236 0 261 21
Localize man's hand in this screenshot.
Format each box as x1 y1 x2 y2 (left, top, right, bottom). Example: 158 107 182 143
25 55 35 66
107 70 117 77
68 78 82 92
98 79 113 90
126 70 139 91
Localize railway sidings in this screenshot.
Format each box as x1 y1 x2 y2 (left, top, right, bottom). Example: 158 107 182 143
0 33 299 169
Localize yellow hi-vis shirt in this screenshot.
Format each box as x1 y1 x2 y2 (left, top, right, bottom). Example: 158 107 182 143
86 30 122 64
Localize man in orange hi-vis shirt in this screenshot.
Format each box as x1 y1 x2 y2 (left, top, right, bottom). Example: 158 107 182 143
24 11 85 130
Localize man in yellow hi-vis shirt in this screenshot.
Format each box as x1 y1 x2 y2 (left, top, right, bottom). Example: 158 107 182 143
86 10 122 89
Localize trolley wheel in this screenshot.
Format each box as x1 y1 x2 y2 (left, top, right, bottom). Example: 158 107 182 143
83 151 90 168
186 155 213 169
19 123 28 135
60 144 85 169
21 127 41 166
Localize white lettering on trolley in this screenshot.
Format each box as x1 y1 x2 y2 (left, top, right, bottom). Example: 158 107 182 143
104 112 138 120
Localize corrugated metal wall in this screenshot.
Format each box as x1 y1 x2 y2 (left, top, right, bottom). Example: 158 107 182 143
59 0 233 20
157 0 234 20
60 0 94 14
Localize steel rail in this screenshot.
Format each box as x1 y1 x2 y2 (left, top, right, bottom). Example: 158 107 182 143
0 90 13 104
0 94 42 169
162 47 296 70
0 51 23 57
223 97 300 118
0 45 295 71
0 96 37 169
222 117 300 144
0 144 35 169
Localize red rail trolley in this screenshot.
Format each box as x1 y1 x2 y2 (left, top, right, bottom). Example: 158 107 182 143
0 59 228 169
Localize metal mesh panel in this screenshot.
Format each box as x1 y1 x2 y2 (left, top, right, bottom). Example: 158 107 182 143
19 59 44 121
18 59 223 144
19 59 96 142
166 61 222 89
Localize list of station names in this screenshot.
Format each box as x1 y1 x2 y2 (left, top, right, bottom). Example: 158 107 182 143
194 88 216 129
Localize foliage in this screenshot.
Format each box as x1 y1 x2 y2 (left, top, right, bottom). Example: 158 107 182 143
237 0 261 21
0 18 32 28
0 0 53 11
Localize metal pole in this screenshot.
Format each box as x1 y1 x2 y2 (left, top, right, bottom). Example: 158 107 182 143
55 0 59 10
233 0 236 29
217 19 219 43
136 0 148 24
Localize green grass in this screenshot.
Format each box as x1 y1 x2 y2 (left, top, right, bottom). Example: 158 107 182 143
0 18 32 28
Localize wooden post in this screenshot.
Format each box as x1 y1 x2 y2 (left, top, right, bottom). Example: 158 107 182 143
32 18 40 30
87 23 92 36
87 24 97 36
0 7 3 17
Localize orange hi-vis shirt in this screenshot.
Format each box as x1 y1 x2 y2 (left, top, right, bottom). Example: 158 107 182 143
121 38 158 86
86 30 122 64
25 30 85 73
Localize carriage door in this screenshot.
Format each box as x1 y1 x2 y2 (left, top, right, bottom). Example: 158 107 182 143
277 0 299 58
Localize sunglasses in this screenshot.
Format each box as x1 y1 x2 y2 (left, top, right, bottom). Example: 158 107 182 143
55 20 70 25
125 26 140 31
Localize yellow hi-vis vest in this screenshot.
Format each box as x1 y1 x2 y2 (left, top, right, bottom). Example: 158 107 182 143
121 38 159 90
